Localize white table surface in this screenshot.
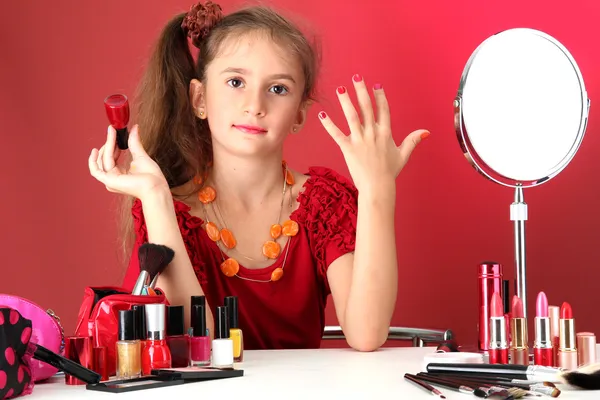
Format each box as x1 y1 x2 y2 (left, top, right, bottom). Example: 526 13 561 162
30 347 600 399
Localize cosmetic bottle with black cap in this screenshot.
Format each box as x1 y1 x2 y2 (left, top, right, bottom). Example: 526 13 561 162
189 295 207 336
166 305 190 368
116 310 141 379
212 306 234 368
225 296 243 362
190 305 211 366
131 304 146 354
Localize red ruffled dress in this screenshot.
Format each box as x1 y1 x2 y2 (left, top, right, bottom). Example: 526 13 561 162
122 167 358 349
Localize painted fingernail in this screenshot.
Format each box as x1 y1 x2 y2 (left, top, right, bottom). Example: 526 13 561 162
337 86 346 95
318 111 327 119
420 131 431 140
352 74 362 82
374 83 383 90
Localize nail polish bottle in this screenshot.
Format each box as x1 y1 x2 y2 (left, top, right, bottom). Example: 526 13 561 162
132 305 147 353
116 310 141 379
189 295 207 336
190 305 211 366
225 296 243 362
166 305 190 368
141 304 172 375
212 306 233 368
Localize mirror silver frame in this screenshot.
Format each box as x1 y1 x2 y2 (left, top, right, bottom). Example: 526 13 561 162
453 28 590 317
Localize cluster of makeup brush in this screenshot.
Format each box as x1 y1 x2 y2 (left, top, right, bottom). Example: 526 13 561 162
131 243 175 296
405 362 600 398
405 371 559 398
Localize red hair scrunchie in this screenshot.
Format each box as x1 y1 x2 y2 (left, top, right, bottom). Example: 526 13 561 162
181 1 224 48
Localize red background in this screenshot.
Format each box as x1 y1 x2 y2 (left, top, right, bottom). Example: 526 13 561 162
1 0 598 348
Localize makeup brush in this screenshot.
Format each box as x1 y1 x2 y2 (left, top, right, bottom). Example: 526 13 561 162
404 374 446 398
406 373 489 397
131 243 175 295
425 372 557 387
414 373 532 399
426 362 600 390
420 373 560 397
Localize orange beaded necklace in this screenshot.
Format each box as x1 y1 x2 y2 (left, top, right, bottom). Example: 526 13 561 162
197 161 298 282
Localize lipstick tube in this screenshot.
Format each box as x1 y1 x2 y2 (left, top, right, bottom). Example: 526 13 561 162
489 317 508 364
509 295 528 365
478 262 503 351
533 292 553 366
557 302 577 370
92 346 109 381
510 318 529 365
63 336 94 385
104 94 130 150
576 332 597 367
533 317 553 366
548 305 560 366
488 292 508 364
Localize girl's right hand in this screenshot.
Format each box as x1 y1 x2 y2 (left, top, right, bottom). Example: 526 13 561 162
88 125 169 200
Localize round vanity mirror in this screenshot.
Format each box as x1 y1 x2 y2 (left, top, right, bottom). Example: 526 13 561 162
454 28 590 317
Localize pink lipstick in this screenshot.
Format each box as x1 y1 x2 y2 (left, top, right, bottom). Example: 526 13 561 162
104 94 130 150
510 295 529 365
558 302 577 370
533 291 554 366
488 292 508 364
234 124 267 134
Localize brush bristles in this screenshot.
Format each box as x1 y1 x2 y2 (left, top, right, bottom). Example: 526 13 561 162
562 370 600 390
561 363 600 390
138 243 175 279
507 387 529 398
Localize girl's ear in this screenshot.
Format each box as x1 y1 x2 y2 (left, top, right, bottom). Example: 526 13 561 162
291 100 313 133
189 79 207 119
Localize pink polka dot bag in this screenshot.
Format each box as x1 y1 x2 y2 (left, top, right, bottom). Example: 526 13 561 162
0 295 64 388
0 307 35 399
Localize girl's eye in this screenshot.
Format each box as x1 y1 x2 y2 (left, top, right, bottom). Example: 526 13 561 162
227 78 244 88
270 85 289 95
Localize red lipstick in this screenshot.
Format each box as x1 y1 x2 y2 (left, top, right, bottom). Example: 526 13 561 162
104 94 130 150
533 291 554 366
488 292 508 364
234 124 267 134
510 295 529 365
558 302 577 370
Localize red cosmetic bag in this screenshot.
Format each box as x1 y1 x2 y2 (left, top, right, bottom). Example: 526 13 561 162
74 286 168 377
0 295 63 383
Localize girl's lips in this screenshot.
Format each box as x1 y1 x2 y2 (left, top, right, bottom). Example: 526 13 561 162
234 125 267 134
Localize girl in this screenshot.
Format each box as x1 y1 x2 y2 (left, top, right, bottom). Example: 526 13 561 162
88 1 429 352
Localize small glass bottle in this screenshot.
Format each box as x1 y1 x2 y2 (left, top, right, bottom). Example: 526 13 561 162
142 304 172 375
131 305 147 355
166 305 190 368
225 296 244 362
116 310 141 379
190 305 211 366
189 295 207 336
212 306 233 368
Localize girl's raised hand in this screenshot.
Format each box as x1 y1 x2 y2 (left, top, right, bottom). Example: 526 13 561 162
88 125 169 200
318 74 430 192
